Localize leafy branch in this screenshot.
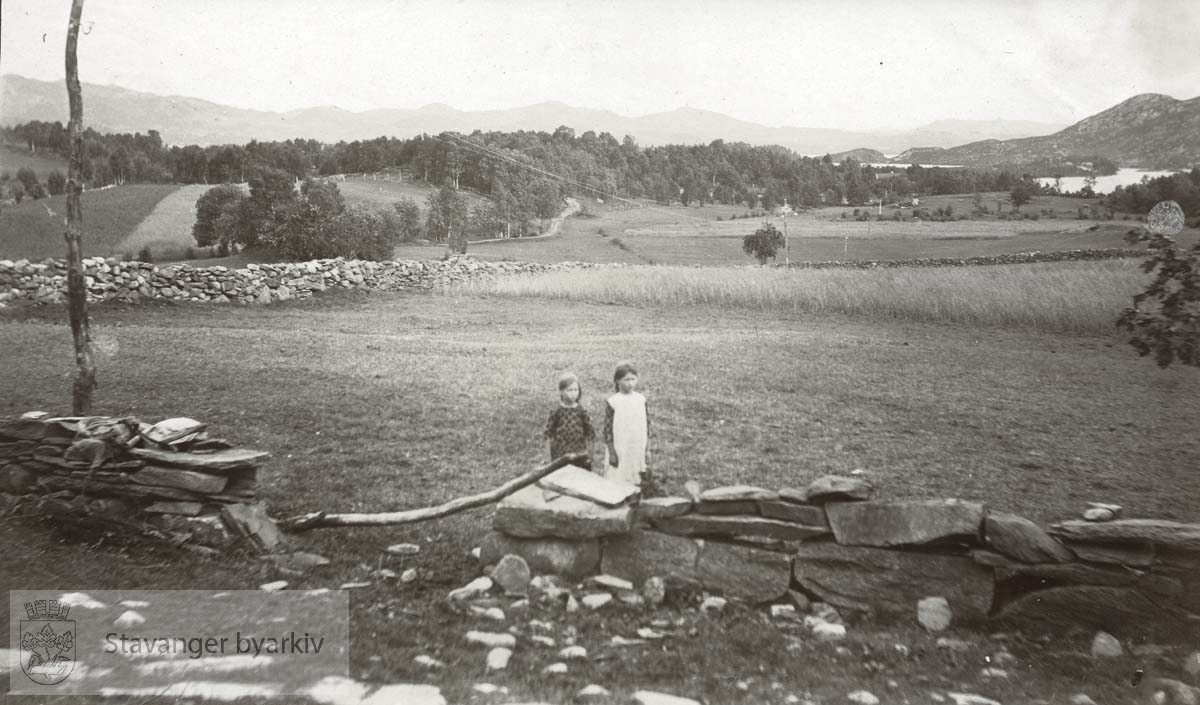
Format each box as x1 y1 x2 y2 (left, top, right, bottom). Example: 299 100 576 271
1118 229 1200 367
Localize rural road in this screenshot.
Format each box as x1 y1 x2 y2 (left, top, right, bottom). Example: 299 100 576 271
472 197 580 244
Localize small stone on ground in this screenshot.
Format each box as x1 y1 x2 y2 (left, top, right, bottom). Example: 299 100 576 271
847 690 880 705
918 596 952 632
1090 631 1123 658
486 647 512 671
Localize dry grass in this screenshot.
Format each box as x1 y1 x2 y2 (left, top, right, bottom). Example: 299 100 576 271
452 259 1148 334
114 184 214 260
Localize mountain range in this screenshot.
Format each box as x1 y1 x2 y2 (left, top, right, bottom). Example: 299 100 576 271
0 74 1062 156
895 93 1200 170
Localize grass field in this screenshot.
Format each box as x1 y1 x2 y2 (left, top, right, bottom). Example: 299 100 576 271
0 144 68 180
113 183 214 261
453 259 1149 335
338 177 489 213
2 289 1199 703
0 184 181 260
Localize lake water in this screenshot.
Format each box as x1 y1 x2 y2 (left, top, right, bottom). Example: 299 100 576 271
1035 169 1179 195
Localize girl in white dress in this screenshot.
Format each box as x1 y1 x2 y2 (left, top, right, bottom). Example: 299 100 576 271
603 362 649 487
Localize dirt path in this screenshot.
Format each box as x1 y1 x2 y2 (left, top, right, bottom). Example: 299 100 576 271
115 184 213 259
472 197 580 244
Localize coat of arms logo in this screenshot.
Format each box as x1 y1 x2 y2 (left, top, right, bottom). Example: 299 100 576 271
19 599 75 685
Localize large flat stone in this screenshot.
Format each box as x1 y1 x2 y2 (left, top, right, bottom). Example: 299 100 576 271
792 542 993 621
129 447 269 473
634 497 692 523
1067 542 1155 567
699 485 778 502
479 531 600 580
695 500 760 515
984 511 1073 563
494 485 632 539
758 500 828 527
653 514 829 541
826 499 985 547
538 465 638 507
971 550 1138 587
794 475 874 504
993 586 1172 635
600 530 701 586
695 541 791 603
1049 520 1200 551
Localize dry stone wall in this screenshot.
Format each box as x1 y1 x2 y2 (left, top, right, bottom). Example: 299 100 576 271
0 256 599 305
484 469 1200 635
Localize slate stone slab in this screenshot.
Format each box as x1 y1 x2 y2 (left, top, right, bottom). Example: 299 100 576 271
984 511 1073 563
129 447 270 473
699 485 779 502
479 531 601 580
144 501 205 516
791 542 994 620
1049 520 1200 551
1067 542 1155 567
695 541 791 603
653 514 830 541
695 500 760 516
971 549 1138 587
633 497 692 524
792 475 874 504
826 499 985 547
758 500 829 527
220 502 284 553
131 467 227 494
538 465 638 507
600 530 701 587
495 485 632 539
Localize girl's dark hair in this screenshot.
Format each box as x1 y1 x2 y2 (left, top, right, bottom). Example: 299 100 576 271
612 362 638 391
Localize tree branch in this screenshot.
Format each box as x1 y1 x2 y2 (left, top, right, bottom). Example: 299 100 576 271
279 453 586 532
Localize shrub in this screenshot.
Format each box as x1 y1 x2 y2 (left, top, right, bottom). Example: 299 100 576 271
47 170 66 196
137 246 153 262
1119 229 1200 367
392 197 422 241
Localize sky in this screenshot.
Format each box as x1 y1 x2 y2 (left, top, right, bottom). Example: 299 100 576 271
3 0 1199 132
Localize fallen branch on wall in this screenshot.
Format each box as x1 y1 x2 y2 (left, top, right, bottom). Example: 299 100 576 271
278 453 588 532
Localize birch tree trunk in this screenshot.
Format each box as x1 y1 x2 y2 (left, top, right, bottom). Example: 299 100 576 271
65 0 96 414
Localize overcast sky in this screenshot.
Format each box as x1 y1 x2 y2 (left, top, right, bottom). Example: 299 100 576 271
3 0 1199 131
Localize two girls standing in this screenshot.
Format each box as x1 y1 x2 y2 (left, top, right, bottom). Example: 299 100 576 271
544 362 651 490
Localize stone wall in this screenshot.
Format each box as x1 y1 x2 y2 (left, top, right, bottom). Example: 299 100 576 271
483 470 1200 635
0 256 597 305
782 248 1145 270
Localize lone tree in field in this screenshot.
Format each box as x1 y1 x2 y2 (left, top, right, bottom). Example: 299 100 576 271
743 222 786 265
1118 201 1199 367
1009 181 1036 211
64 0 96 414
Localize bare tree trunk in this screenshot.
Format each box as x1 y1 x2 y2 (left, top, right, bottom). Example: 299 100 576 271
65 0 96 415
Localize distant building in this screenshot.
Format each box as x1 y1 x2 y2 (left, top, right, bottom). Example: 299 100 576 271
773 200 794 216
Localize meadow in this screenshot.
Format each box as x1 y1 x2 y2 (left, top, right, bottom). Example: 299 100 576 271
0 144 68 180
2 286 1199 703
452 258 1148 335
0 184 181 260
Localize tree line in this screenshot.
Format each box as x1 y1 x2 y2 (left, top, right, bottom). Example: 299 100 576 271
5 120 1057 211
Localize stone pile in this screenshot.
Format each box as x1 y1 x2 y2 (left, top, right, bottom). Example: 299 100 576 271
482 470 1200 632
0 412 282 553
0 256 600 306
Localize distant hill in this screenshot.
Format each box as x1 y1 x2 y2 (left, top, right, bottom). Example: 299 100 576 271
828 148 887 163
894 94 1200 170
1 74 1062 155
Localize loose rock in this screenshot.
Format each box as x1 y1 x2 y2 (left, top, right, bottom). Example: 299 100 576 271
577 684 612 699
918 596 953 632
701 596 727 613
465 631 516 649
947 695 1001 705
491 554 532 596
448 576 493 602
543 662 568 675
847 690 880 705
485 647 511 671
559 645 588 660
813 622 847 641
582 593 613 609
414 655 444 669
633 691 702 705
1090 631 1123 658
386 543 421 556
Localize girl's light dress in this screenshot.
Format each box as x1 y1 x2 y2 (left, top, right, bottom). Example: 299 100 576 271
604 391 648 486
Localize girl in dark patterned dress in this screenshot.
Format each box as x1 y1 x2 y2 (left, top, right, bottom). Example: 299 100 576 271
544 372 595 469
